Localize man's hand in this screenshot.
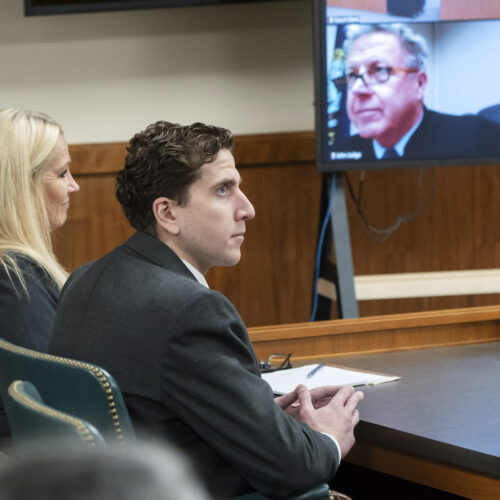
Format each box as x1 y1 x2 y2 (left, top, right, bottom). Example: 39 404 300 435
276 384 363 458
309 385 345 409
275 385 343 414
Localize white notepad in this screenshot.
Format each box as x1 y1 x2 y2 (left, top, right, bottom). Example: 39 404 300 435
262 363 400 395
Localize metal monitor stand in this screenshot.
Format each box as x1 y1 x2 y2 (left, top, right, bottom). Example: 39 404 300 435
313 171 359 320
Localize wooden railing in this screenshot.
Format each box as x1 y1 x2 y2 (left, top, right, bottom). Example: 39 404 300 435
248 305 500 360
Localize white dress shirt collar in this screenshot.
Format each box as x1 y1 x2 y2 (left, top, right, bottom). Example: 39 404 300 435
181 259 209 288
372 110 424 159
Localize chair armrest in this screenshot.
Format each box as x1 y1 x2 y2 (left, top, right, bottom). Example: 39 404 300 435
288 484 330 500
228 483 330 500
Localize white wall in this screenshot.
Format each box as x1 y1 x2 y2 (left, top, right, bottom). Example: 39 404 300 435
433 20 500 115
0 0 313 143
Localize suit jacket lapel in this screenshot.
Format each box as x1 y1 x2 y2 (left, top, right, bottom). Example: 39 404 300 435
122 232 197 282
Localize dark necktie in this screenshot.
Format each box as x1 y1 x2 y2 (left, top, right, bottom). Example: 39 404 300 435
383 148 400 159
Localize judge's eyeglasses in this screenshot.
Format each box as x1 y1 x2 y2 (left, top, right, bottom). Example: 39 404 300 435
335 65 418 88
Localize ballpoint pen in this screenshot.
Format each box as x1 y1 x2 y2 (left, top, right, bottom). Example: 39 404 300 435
306 363 325 379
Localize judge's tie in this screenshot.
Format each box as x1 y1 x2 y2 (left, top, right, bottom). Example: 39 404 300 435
383 147 400 159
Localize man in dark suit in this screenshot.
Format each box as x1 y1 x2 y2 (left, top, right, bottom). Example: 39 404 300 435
50 121 363 499
335 24 500 161
340 106 500 161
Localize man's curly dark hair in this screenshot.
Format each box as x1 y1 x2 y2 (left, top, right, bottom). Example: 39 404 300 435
116 121 233 235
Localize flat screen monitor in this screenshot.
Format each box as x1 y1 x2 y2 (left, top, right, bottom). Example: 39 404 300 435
313 0 500 171
25 0 272 16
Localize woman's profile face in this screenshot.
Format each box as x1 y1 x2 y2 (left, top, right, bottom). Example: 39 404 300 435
42 134 80 231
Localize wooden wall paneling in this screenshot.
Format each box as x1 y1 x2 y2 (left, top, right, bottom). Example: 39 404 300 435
272 158 500 319
54 141 132 269
53 174 134 270
343 164 500 317
69 142 128 176
58 133 324 327
326 0 386 13
54 132 500 327
232 131 315 166
440 0 500 20
326 0 500 20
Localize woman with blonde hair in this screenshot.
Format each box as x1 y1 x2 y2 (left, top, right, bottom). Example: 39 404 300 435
0 108 79 352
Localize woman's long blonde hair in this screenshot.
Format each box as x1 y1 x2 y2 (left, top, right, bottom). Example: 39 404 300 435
0 108 69 294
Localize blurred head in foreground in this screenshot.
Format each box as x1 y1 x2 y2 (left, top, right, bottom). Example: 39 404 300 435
0 440 211 500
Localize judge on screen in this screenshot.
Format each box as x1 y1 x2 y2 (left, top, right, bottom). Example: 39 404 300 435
335 24 500 161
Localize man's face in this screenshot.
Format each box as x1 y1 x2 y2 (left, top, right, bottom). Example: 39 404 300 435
170 149 255 274
346 31 426 147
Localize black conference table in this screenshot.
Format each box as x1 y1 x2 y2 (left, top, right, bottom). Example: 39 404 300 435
325 342 500 499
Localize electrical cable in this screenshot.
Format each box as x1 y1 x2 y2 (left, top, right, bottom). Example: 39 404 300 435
343 169 426 241
310 174 336 322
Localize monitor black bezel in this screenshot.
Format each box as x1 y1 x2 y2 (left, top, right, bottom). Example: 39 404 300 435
24 0 273 16
312 0 500 172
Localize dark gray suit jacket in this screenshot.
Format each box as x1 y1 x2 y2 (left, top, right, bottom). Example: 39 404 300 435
0 255 58 437
50 232 338 499
336 107 500 161
0 255 58 351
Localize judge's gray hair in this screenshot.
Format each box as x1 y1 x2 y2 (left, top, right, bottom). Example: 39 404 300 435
344 24 429 71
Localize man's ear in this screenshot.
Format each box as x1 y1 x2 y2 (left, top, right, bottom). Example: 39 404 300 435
416 71 427 101
153 197 180 235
